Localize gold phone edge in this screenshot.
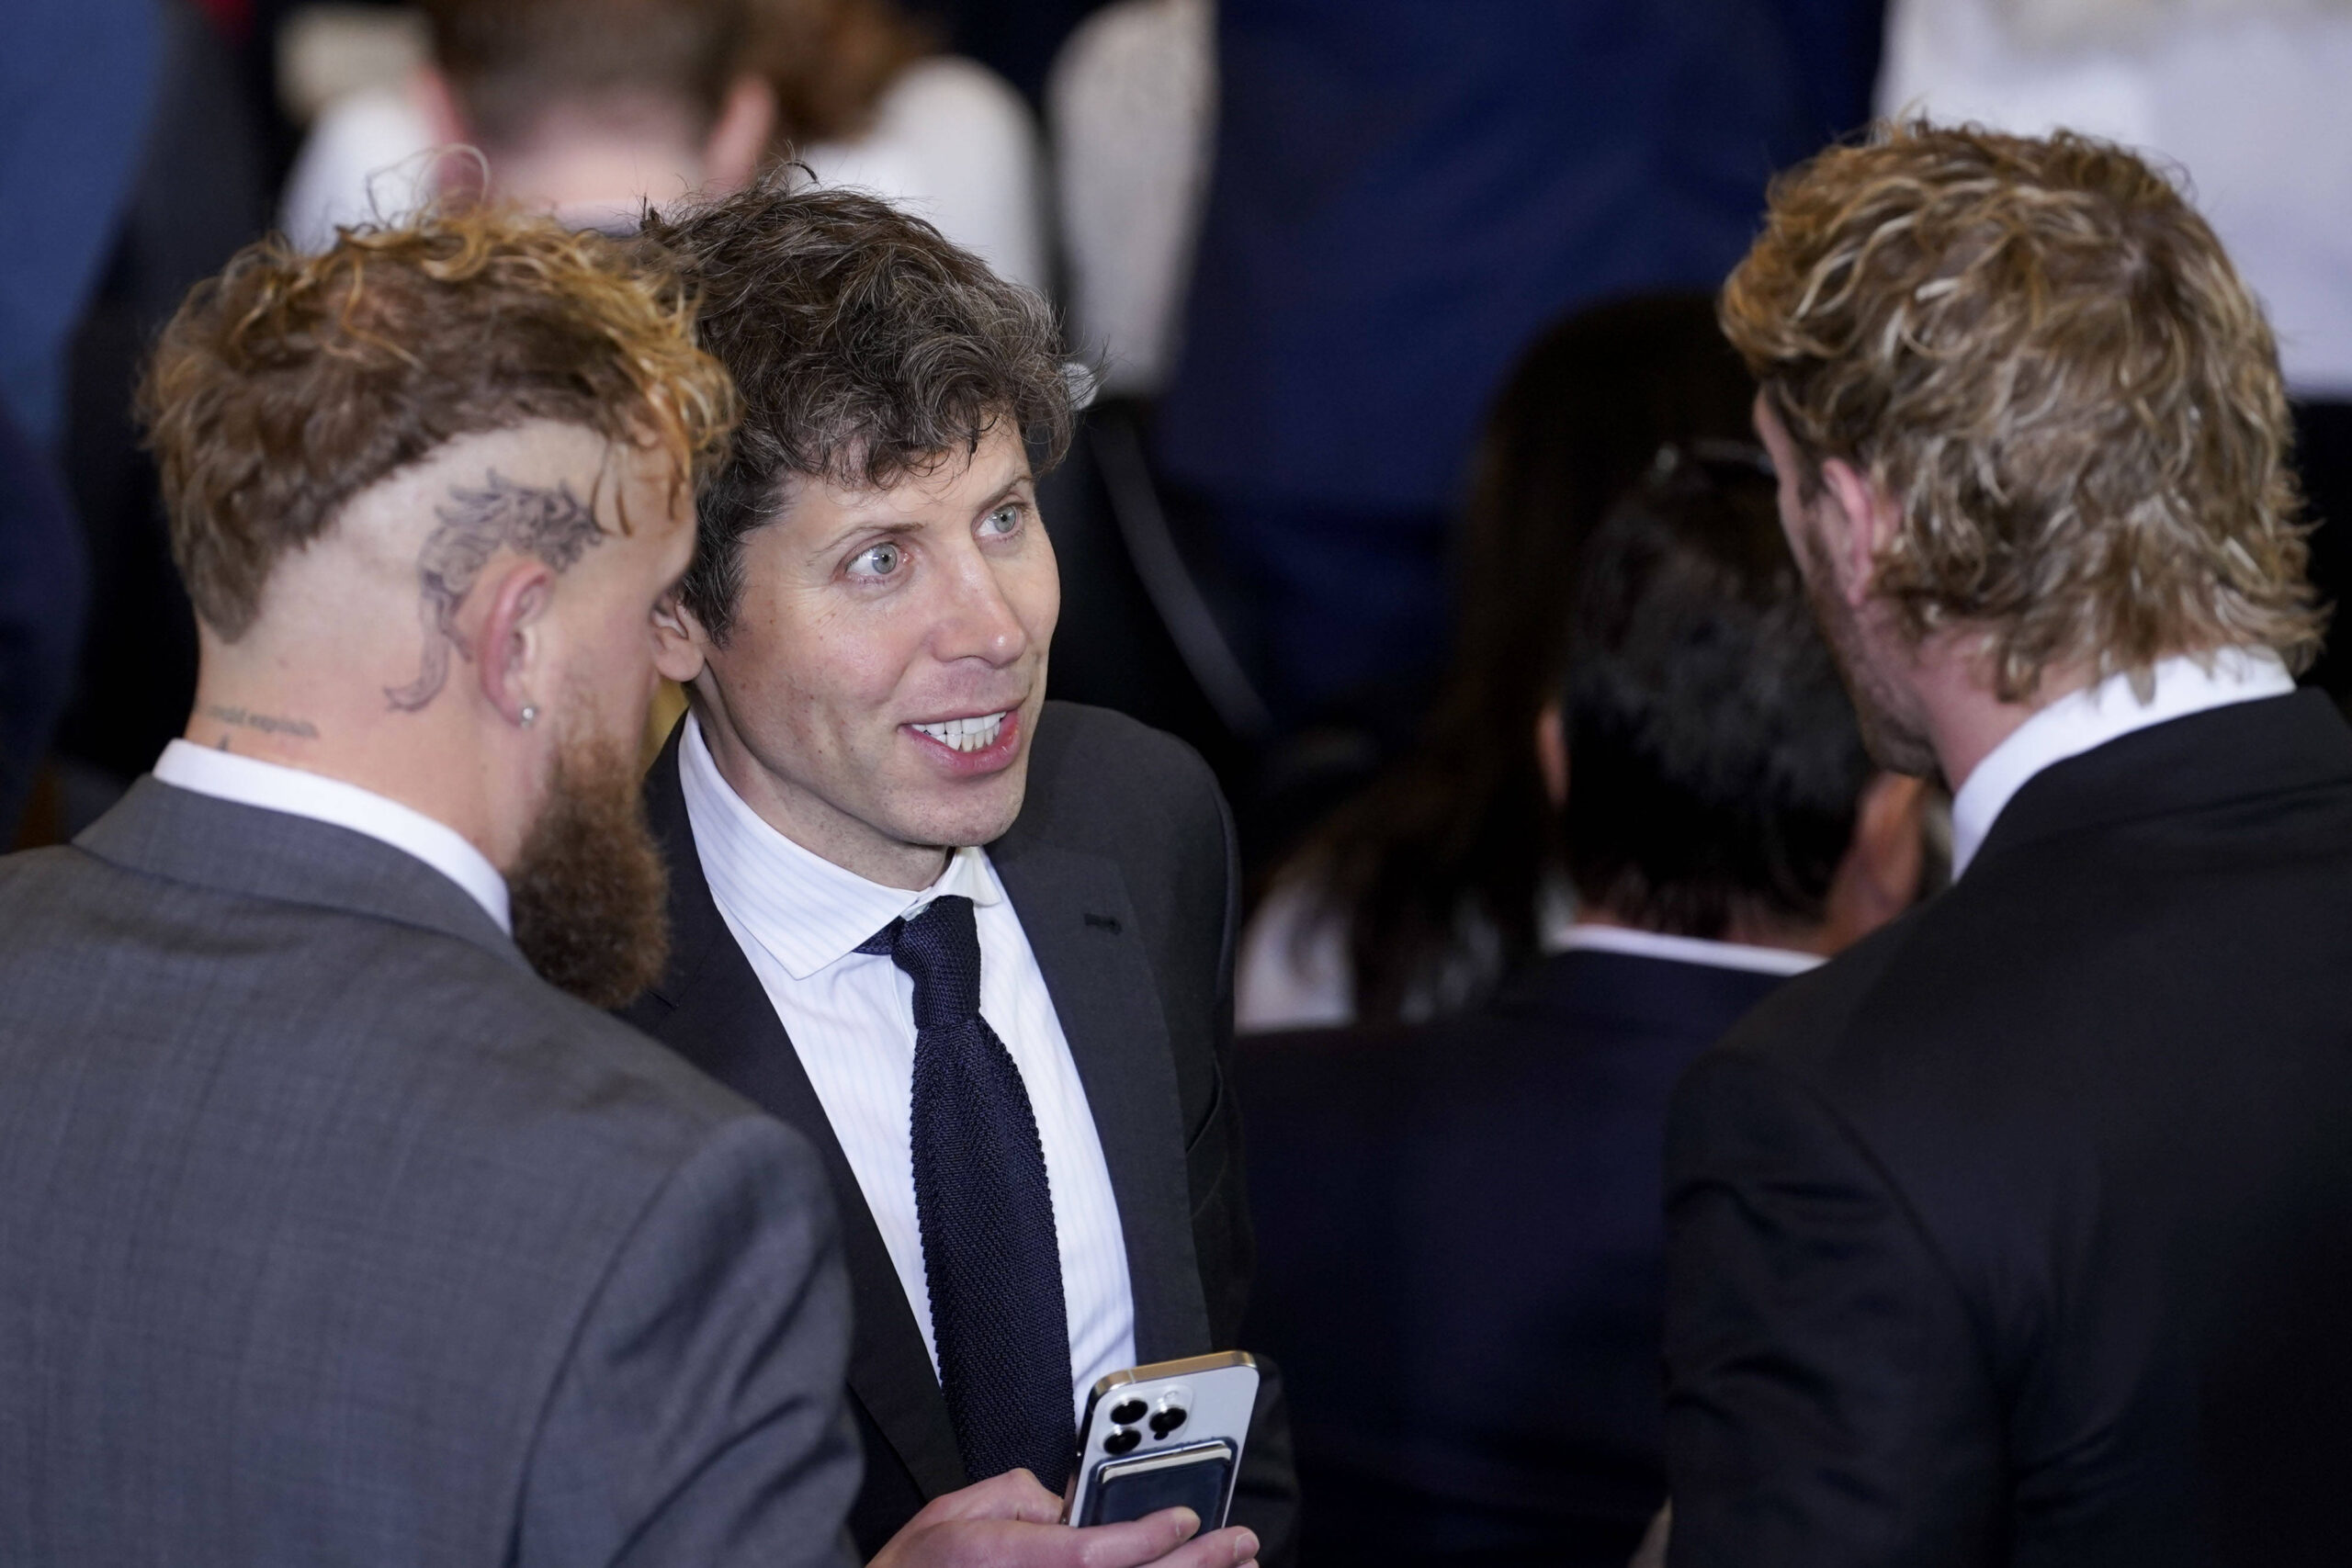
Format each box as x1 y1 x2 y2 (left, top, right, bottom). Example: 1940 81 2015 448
1088 1349 1257 1398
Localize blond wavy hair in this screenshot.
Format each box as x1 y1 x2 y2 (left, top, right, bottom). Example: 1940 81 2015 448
141 206 737 640
1721 120 2320 700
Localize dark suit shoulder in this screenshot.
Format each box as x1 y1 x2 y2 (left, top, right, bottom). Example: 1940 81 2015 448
1006 700 1225 860
1706 908 1921 1076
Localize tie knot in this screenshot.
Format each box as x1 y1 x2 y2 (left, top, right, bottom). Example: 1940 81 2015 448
862 894 983 1030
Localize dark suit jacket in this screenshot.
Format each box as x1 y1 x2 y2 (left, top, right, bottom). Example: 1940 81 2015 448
0 779 861 1566
1241 948 1788 1565
1157 0 1883 516
1664 691 2352 1568
621 701 1299 1561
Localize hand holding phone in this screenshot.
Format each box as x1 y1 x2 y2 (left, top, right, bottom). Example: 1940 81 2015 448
867 1469 1259 1568
1062 1353 1261 1534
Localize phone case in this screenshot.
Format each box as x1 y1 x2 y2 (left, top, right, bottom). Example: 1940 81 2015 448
1061 1351 1260 1530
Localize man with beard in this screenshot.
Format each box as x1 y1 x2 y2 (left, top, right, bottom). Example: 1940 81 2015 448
0 208 1227 1568
614 178 1292 1566
1661 123 2352 1566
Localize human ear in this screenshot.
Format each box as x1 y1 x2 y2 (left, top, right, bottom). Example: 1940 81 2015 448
1534 702 1569 810
652 591 710 685
1819 458 1898 611
469 560 557 729
702 74 778 192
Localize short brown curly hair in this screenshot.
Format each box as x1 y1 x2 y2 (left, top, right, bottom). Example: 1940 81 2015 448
1722 121 2321 700
640 175 1073 642
141 206 737 640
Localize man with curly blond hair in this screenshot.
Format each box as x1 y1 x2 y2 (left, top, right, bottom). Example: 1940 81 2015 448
1661 123 2352 1566
0 209 880 1566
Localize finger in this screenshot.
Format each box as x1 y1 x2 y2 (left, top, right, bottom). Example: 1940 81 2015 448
1069 1506 1200 1568
1147 1525 1261 1568
922 1468 1063 1524
1002 1469 1065 1526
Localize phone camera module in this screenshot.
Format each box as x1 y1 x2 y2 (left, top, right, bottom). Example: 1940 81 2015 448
1104 1427 1143 1455
1109 1399 1148 1426
1148 1405 1188 1438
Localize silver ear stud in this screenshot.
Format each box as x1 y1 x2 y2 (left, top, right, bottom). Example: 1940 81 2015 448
519 705 539 728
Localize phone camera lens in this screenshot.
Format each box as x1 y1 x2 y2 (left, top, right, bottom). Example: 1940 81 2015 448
1104 1427 1142 1455
1148 1406 1187 1438
1109 1399 1148 1426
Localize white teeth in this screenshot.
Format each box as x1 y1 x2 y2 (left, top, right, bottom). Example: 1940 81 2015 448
911 711 1008 752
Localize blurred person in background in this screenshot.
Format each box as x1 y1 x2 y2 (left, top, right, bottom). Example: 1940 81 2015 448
0 0 160 837
279 0 1046 291
1235 295 1762 1029
761 0 1047 294
1241 451 1924 1567
908 0 1118 105
1152 0 1887 756
1876 0 2352 704
1667 123 2352 1566
50 0 277 826
282 0 775 241
1046 0 1213 399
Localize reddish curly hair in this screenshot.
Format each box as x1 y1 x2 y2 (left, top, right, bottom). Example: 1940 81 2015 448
141 205 736 639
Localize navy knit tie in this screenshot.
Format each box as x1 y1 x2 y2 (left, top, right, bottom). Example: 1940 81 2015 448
861 894 1075 1492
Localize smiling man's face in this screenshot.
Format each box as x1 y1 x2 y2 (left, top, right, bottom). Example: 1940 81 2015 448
662 424 1060 888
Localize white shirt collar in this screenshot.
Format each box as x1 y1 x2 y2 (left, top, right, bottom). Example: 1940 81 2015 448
679 711 1001 980
1949 648 2297 878
1551 922 1826 977
151 739 511 931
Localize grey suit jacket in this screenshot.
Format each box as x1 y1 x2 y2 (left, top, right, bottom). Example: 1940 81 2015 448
0 778 862 1567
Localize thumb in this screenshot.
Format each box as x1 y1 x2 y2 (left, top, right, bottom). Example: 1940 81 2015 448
1067 1506 1200 1568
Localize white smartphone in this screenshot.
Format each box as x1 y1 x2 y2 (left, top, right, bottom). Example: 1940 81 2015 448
1061 1351 1260 1534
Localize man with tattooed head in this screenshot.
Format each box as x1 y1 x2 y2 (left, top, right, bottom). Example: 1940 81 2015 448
0 209 876 1566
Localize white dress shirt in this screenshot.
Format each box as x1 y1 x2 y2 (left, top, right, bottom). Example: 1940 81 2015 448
801 57 1050 298
1552 922 1826 977
1950 647 2298 877
678 715 1136 1418
152 739 510 931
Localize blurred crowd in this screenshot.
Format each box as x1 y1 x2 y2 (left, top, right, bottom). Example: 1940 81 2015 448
12 0 2352 903
7 2 2352 1562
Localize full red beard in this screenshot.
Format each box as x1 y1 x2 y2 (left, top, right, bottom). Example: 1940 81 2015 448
507 727 670 1010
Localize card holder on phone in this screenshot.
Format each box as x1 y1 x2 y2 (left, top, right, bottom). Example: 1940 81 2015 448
1061 1352 1259 1535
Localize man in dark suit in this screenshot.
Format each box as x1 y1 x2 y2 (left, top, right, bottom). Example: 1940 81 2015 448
1239 449 1926 1565
1666 123 2352 1566
0 209 874 1565
1155 0 1885 725
623 178 1292 1565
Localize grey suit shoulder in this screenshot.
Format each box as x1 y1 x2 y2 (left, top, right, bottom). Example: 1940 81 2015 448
0 780 860 1568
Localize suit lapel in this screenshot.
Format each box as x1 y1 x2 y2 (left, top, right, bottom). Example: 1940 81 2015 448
632 731 967 1501
990 840 1213 1363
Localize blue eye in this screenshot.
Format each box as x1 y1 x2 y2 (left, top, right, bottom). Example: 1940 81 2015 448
980 505 1022 538
848 540 906 579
